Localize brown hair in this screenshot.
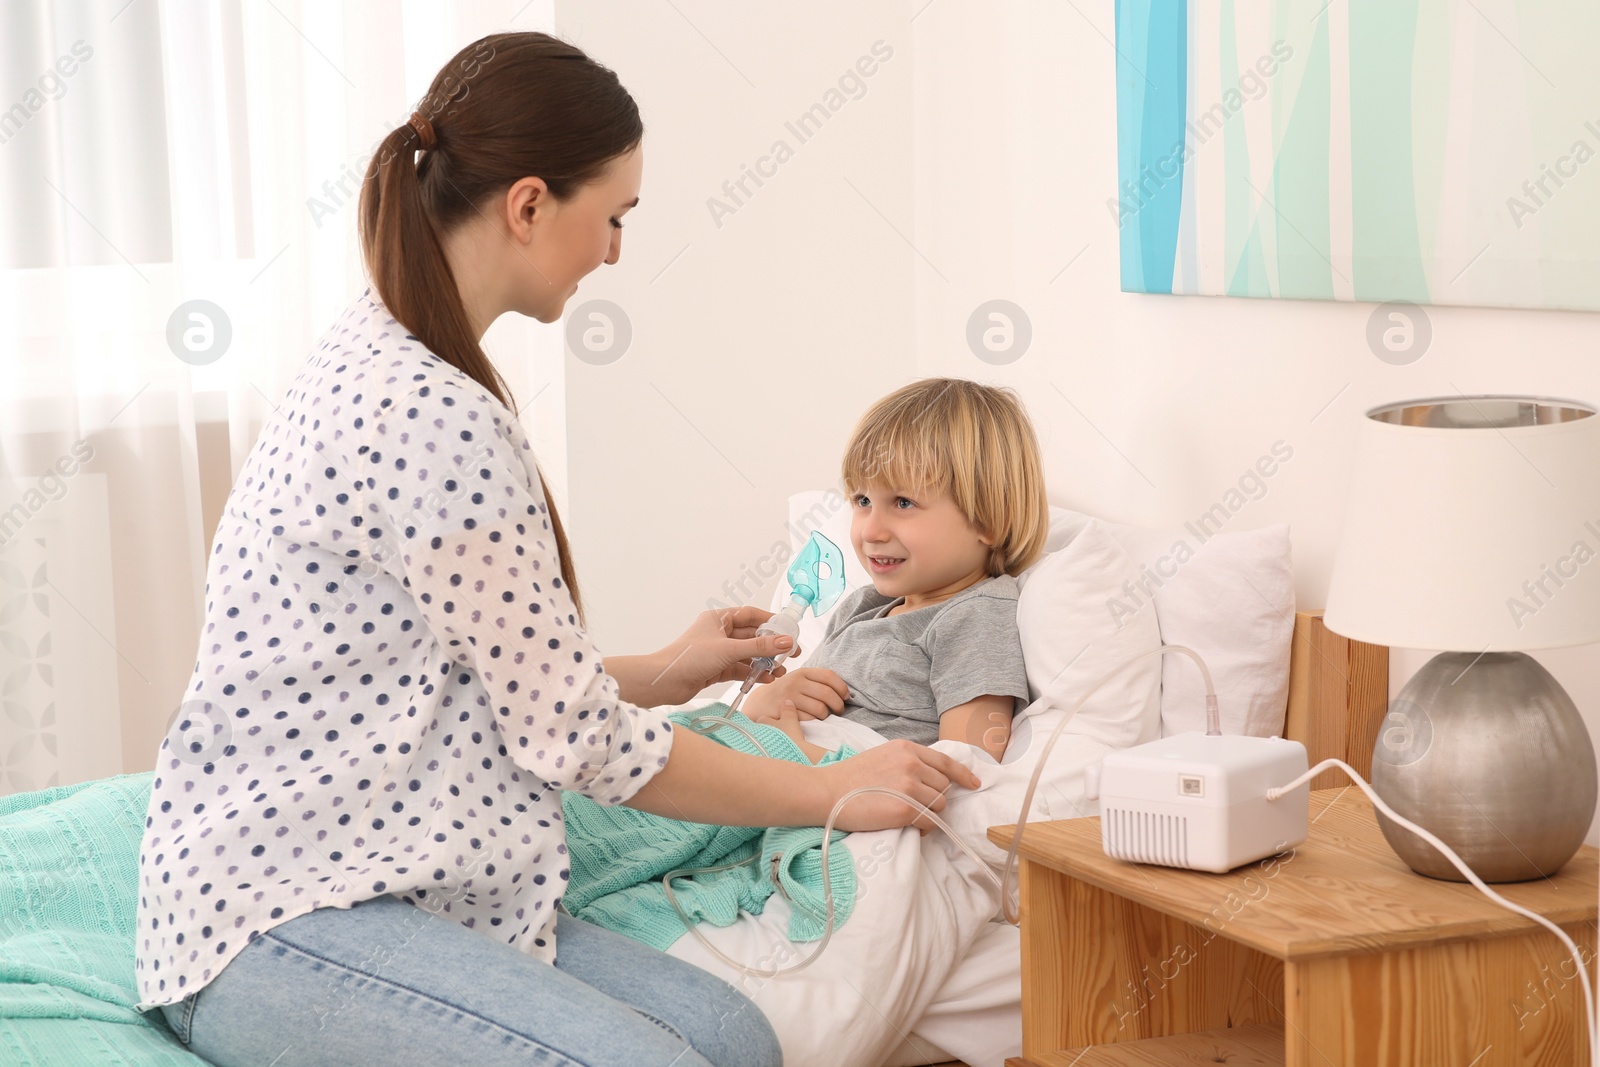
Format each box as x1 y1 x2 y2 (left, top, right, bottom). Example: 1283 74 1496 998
840 378 1050 578
359 31 642 625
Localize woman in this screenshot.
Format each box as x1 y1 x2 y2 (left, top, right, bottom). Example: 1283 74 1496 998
131 31 976 1067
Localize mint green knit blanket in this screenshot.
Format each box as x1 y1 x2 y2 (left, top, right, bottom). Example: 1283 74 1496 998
0 771 211 1064
562 706 858 951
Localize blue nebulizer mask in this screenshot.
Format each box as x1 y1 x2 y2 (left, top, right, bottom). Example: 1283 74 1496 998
726 531 846 716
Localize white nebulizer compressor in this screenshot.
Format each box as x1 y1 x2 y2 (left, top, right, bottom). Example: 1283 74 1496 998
1084 732 1310 874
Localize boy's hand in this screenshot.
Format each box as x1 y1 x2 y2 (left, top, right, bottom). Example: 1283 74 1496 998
744 667 849 723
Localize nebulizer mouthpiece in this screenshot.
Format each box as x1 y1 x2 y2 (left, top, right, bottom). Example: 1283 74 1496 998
725 531 846 716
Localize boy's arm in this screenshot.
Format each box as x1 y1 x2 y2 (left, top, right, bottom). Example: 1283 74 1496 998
939 694 1016 761
925 587 1030 763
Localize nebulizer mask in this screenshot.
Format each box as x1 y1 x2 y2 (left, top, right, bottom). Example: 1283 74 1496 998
725 531 847 718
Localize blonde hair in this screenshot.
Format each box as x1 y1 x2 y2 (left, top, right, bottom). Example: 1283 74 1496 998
840 378 1050 578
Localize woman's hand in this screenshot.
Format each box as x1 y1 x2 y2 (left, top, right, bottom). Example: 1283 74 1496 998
742 667 848 724
816 740 982 833
610 606 800 708
626 729 980 831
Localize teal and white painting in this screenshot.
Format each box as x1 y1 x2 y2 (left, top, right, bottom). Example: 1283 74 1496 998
1113 1 1600 312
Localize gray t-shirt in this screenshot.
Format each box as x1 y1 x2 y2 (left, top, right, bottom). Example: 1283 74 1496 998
803 574 1031 745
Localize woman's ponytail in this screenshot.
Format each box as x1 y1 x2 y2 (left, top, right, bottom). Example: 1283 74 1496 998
357 33 642 628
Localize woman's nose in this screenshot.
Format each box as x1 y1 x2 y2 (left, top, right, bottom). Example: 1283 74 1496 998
605 228 621 265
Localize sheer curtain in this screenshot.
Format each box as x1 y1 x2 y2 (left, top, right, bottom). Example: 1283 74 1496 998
0 0 566 794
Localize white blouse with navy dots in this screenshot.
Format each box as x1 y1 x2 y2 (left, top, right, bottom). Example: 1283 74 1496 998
134 290 675 1010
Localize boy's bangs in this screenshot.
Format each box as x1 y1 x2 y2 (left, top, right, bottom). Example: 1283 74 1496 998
842 430 946 497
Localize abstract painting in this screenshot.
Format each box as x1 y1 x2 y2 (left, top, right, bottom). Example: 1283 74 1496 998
1113 1 1600 312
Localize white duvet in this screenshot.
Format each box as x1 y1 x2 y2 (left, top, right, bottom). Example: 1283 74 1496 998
662 713 1053 1067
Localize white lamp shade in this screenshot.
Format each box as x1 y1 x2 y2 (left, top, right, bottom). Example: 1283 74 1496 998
1325 396 1600 652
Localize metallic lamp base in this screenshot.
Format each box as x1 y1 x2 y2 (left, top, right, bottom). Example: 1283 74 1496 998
1370 651 1597 883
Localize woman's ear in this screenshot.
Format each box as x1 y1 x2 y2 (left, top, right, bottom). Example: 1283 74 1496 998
503 176 551 241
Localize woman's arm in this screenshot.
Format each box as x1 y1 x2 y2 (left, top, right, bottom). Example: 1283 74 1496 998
939 694 1016 762
625 727 978 832
603 652 683 707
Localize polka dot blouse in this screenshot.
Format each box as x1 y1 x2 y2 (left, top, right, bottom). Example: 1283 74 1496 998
133 290 675 1011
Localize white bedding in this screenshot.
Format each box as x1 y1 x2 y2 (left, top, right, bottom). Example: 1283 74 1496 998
664 713 1020 1067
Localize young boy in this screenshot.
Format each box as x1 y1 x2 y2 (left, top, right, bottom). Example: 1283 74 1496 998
742 378 1050 764
559 378 1050 946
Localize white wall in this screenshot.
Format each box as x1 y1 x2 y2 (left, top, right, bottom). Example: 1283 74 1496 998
555 1 915 654
558 2 1600 837
907 2 1600 840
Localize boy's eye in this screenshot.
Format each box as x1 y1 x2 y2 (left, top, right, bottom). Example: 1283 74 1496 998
853 494 914 509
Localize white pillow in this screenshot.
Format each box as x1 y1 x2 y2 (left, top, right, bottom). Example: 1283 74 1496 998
992 518 1164 827
1045 507 1295 738
1011 519 1163 760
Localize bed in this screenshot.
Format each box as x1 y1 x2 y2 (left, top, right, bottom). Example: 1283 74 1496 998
0 502 1388 1067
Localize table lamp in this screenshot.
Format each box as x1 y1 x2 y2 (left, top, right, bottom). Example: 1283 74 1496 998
1324 395 1600 883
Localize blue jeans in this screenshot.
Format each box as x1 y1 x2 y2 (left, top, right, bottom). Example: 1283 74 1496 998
157 895 782 1067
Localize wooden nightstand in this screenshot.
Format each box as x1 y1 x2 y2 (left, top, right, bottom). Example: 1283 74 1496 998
988 786 1598 1066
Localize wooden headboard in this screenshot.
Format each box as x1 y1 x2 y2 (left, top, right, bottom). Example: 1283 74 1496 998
1283 609 1390 789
